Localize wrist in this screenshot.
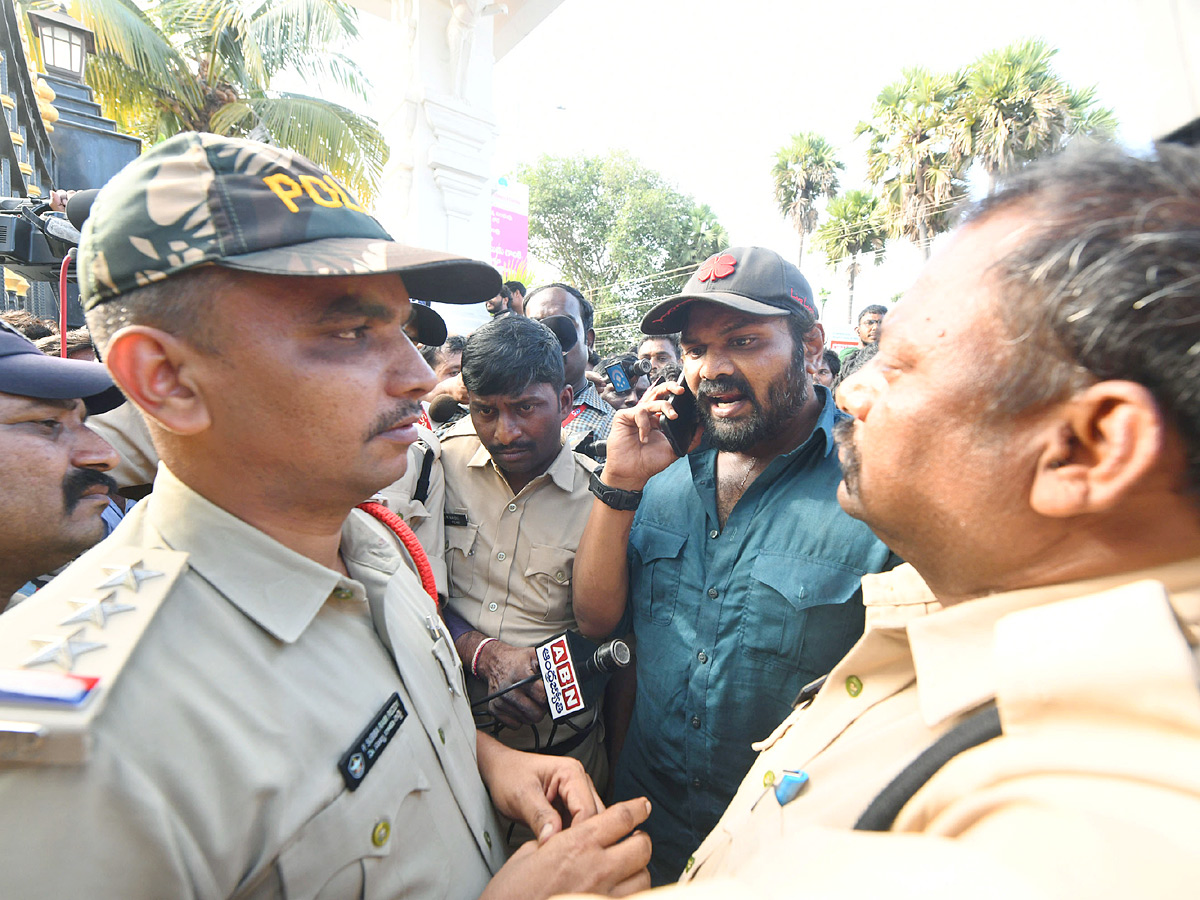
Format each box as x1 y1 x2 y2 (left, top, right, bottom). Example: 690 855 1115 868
602 470 647 492
471 637 498 678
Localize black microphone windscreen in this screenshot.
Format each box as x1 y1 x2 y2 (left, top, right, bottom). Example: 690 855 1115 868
539 315 579 353
429 394 464 423
66 189 100 231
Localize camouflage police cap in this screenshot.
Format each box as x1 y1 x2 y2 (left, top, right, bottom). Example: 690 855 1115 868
78 132 501 312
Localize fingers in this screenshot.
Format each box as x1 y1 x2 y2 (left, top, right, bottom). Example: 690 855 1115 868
527 795 564 845
582 797 651 847
489 692 546 726
550 758 599 828
609 866 653 897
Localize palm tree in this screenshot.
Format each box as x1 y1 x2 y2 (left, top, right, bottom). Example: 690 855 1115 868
22 0 388 204
815 190 888 325
684 203 731 263
960 39 1117 193
857 68 968 260
771 132 843 268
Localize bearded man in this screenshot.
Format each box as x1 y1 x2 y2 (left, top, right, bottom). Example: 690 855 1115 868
572 247 898 883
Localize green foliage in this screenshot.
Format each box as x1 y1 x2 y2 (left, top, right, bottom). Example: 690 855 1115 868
815 190 888 324
771 131 843 267
958 38 1117 191
24 0 388 204
854 41 1116 257
518 151 730 354
857 67 969 260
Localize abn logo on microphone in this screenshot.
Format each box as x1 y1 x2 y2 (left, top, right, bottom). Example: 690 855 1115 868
537 635 584 719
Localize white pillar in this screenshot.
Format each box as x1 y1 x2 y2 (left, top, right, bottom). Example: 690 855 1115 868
347 0 561 333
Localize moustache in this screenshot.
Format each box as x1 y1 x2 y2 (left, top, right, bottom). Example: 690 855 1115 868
490 442 536 455
832 418 860 484
697 375 754 400
368 403 424 440
62 467 118 514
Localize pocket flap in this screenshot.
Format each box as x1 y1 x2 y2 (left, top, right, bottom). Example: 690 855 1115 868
444 522 478 554
630 524 687 563
751 552 864 611
525 544 575 585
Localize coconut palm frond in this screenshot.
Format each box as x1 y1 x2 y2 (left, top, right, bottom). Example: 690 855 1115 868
221 94 388 205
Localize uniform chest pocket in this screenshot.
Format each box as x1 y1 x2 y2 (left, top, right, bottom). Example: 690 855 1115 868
523 544 576 624
738 552 866 676
629 524 687 626
275 752 450 900
445 522 479 596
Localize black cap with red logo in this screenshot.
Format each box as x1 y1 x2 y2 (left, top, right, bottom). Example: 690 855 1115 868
641 246 816 335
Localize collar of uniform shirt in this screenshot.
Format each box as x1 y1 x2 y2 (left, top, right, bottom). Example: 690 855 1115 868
467 436 578 493
905 556 1200 730
146 464 363 643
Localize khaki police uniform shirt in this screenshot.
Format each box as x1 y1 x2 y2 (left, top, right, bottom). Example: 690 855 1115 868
440 418 604 780
0 464 505 899
88 403 448 596
563 558 1200 899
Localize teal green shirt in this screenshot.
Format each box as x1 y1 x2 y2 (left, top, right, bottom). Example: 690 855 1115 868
614 387 900 883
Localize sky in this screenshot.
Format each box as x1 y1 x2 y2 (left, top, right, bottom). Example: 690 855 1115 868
489 0 1187 337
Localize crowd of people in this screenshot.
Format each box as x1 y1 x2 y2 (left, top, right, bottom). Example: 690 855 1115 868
0 127 1197 900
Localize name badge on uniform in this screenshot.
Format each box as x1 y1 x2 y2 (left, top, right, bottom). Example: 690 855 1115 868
338 692 407 791
444 512 469 527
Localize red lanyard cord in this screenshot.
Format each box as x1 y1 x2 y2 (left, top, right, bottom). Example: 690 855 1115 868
355 501 439 605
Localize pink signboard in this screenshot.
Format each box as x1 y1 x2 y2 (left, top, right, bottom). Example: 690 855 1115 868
490 177 529 274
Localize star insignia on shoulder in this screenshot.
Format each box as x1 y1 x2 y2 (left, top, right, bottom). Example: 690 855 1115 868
24 627 106 671
96 560 164 593
60 591 136 629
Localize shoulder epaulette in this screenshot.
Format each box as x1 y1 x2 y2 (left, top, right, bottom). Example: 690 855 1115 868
0 546 188 766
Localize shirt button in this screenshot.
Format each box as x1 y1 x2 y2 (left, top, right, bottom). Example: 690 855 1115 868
690 715 701 729
708 529 719 539
371 819 391 847
438 727 446 744
488 601 498 612
691 777 702 788
467 549 474 557
697 650 708 664
554 570 566 583
845 675 863 697
707 588 718 599
507 503 517 512
497 551 506 561
484 830 493 849
332 588 353 600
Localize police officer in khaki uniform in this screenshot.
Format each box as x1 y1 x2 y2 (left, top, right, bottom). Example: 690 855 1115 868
438 316 608 840
0 133 651 899
564 141 1200 899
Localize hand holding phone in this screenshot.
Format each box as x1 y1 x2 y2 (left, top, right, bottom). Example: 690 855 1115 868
660 380 699 457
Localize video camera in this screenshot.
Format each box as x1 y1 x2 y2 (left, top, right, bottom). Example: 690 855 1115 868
0 189 96 283
0 198 82 282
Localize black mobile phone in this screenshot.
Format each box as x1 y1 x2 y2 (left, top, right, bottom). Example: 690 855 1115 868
605 362 633 394
661 380 699 457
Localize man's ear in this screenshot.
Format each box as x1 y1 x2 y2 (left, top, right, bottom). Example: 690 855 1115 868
1029 381 1167 518
559 383 575 419
586 328 596 351
801 322 826 365
103 326 212 436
